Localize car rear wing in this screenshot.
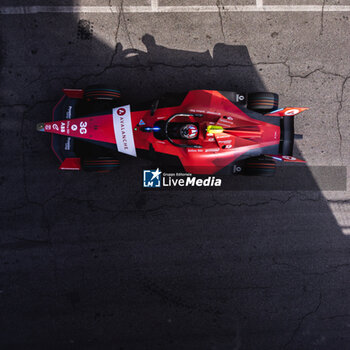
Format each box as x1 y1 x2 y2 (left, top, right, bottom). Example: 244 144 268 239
265 113 306 163
265 114 306 163
279 115 295 156
272 107 308 157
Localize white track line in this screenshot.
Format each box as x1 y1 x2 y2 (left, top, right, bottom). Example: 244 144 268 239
151 0 158 12
1 5 350 14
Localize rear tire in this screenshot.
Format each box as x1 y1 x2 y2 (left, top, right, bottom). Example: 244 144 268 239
242 157 276 177
247 92 278 113
84 85 121 101
82 156 119 173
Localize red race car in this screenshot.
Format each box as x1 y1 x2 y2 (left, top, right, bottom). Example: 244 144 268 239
36 86 307 175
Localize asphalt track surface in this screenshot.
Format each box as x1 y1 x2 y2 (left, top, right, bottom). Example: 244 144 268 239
1 1 350 349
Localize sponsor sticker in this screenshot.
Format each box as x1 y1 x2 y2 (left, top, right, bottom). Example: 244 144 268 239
117 108 126 116
284 109 300 116
282 156 296 161
65 105 72 119
64 137 72 150
112 105 137 157
60 122 66 133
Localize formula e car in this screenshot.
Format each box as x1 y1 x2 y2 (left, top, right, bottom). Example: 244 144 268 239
36 86 307 175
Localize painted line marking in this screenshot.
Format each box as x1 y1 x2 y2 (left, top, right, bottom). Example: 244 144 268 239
256 0 263 9
151 0 158 12
1 5 350 14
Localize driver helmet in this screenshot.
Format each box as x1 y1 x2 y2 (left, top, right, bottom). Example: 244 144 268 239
179 124 198 139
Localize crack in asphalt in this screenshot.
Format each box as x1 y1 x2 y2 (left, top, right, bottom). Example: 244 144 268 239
320 0 326 36
35 60 342 95
141 276 223 316
201 193 296 213
68 192 325 220
335 75 349 164
2 190 326 220
108 0 123 68
272 260 349 277
216 0 226 42
320 314 350 320
276 64 349 162
288 66 324 81
327 198 350 204
119 0 137 62
282 292 322 349
136 267 249 330
11 60 320 90
13 60 347 93
70 62 259 86
199 193 330 215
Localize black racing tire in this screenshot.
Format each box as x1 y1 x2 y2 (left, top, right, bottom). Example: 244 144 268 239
247 92 279 113
84 85 121 101
243 157 276 177
82 156 119 173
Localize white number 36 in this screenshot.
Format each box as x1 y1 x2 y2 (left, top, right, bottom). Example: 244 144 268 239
80 121 87 134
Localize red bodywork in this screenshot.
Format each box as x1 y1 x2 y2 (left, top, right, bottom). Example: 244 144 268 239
40 90 287 174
